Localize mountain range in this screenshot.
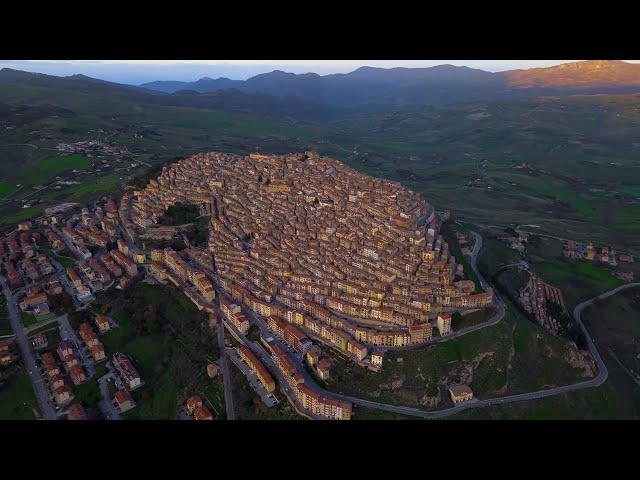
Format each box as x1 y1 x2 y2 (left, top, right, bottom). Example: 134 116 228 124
1 60 639 122
138 60 640 114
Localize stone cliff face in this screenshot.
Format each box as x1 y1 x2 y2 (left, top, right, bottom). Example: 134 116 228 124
504 60 640 89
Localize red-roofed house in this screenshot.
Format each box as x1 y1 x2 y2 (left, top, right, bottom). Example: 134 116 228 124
113 390 135 413
193 405 213 420
186 395 203 416
68 403 88 420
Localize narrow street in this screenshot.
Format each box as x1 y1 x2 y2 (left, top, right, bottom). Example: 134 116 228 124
217 322 235 420
0 274 57 420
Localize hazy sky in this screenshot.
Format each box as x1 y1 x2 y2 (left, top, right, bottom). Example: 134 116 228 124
1 60 638 84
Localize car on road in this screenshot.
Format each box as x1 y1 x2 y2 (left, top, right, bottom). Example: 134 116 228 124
29 370 32 375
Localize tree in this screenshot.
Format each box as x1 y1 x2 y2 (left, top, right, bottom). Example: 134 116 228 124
258 175 263 183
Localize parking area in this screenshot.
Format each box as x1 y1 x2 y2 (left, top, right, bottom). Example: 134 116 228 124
226 347 279 408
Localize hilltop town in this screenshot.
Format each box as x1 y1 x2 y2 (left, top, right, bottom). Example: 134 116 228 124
126 151 492 417
0 150 495 420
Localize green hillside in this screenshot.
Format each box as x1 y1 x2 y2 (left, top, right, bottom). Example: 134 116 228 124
0 70 638 255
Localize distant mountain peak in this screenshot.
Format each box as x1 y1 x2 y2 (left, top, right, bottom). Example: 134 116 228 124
68 74 94 80
505 60 640 89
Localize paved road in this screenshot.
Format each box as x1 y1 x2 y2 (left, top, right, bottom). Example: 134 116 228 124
49 224 83 260
469 231 487 289
221 318 321 420
0 274 57 420
217 322 235 420
226 347 278 407
335 284 640 419
58 314 96 378
97 362 121 420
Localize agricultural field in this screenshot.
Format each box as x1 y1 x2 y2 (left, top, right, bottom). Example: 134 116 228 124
34 154 93 184
2 78 640 257
0 206 45 225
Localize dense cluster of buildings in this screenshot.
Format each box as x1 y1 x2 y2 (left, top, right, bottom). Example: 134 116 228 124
48 196 147 302
149 247 215 312
77 322 106 362
518 274 568 335
124 152 492 369
563 239 627 266
306 345 332 380
0 229 54 289
39 338 92 406
265 340 352 420
56 140 126 157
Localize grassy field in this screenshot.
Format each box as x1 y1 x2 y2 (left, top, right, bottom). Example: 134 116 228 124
353 405 424 420
0 318 13 336
197 379 226 420
531 258 625 308
0 369 40 419
451 379 635 420
0 182 15 195
452 307 497 330
124 370 178 421
34 154 93 184
449 262 639 420
1 84 639 256
582 286 640 388
27 322 59 336
323 297 592 409
476 237 523 277
97 280 217 420
42 249 76 268
20 311 39 327
72 377 101 406
0 206 46 225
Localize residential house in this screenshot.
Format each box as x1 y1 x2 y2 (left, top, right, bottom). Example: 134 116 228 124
68 403 88 420
90 344 106 362
113 390 135 413
193 406 214 420
186 395 203 416
371 350 385 367
437 314 452 336
53 385 71 405
449 385 474 403
95 315 111 333
69 365 86 385
317 358 331 380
